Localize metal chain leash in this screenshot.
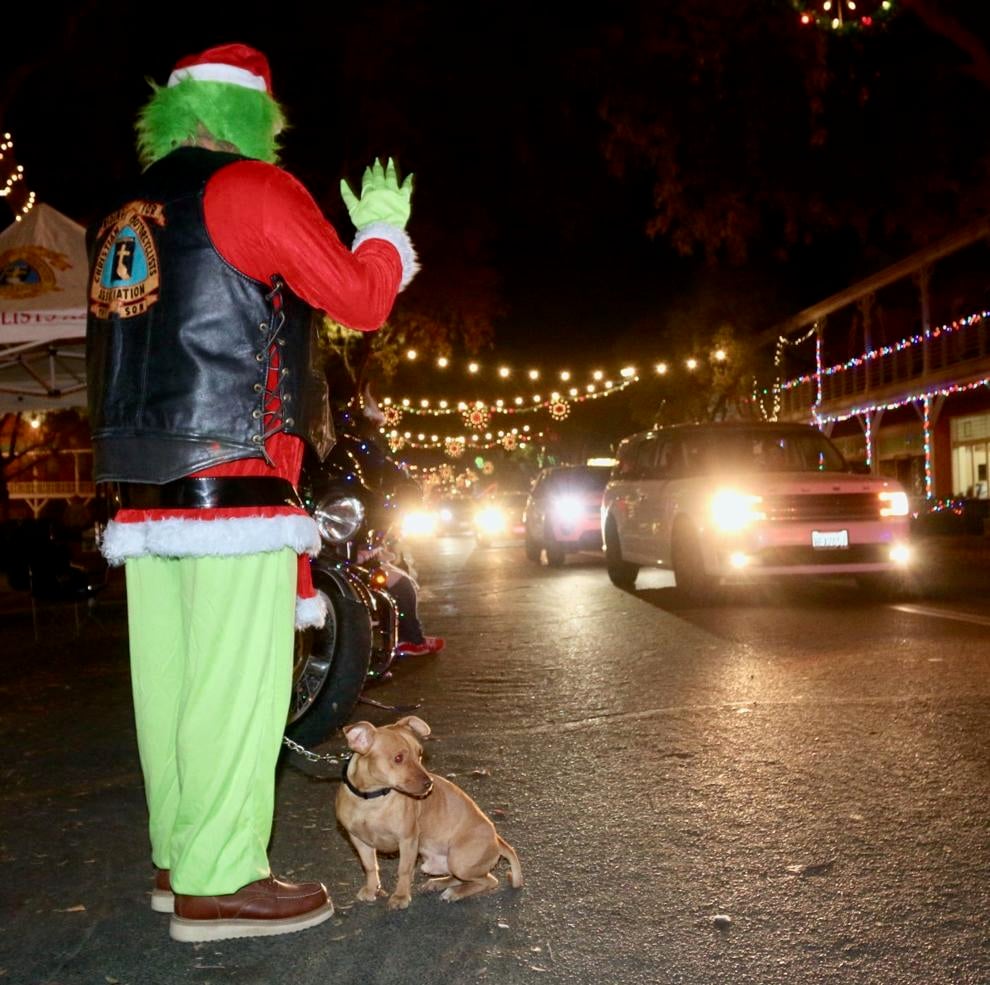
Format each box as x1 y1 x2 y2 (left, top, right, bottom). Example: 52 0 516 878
282 735 350 765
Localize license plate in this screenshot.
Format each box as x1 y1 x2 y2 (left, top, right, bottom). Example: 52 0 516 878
812 529 849 549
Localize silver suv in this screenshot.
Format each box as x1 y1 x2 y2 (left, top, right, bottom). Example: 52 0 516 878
601 422 913 599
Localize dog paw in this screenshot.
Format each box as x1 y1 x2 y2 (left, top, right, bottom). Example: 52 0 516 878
357 886 385 903
422 876 455 893
386 893 411 911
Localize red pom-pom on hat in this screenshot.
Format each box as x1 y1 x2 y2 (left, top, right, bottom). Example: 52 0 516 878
167 43 273 94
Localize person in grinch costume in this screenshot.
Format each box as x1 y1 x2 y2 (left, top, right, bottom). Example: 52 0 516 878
85 42 417 943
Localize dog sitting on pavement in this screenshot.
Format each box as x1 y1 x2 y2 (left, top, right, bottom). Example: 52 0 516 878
335 715 523 909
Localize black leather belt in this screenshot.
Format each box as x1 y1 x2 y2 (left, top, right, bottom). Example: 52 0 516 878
115 477 302 510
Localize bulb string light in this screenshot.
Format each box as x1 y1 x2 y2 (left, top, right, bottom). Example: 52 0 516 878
382 375 639 417
792 0 897 33
0 132 36 221
384 428 544 452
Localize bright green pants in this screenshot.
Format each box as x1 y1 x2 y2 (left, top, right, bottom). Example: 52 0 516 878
124 549 296 896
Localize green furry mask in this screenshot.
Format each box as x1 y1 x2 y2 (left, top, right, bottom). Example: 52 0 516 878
135 78 286 168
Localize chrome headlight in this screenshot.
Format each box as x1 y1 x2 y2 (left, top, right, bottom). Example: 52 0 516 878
313 496 364 543
710 489 765 532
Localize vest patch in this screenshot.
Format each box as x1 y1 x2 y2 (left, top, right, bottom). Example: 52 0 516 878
89 200 166 319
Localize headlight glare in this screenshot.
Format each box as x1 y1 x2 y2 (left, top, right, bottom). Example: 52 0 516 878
879 490 909 517
314 496 364 543
402 509 439 537
475 506 507 534
711 489 764 532
551 494 584 525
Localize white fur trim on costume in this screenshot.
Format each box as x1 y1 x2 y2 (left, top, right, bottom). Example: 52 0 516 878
168 64 267 91
101 514 321 566
352 222 420 290
295 591 328 630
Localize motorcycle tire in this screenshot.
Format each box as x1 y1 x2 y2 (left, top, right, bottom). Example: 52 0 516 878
285 570 372 749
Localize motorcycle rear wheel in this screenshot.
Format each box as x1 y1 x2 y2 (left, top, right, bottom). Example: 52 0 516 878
285 568 372 749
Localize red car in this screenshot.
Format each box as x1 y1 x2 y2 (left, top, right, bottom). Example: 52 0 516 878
523 465 612 566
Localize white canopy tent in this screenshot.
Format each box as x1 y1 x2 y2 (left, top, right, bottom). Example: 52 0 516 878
0 203 89 413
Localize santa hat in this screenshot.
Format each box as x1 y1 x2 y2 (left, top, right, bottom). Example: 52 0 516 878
167 43 273 95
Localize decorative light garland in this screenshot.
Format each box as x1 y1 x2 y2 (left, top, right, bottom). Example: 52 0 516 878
792 0 897 33
0 132 36 221
385 427 544 454
382 375 639 420
779 310 990 392
812 376 990 500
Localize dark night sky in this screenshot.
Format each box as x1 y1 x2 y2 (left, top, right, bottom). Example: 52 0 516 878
4 0 990 379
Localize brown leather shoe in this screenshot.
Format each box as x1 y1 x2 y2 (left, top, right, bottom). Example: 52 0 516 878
170 875 333 942
151 868 173 913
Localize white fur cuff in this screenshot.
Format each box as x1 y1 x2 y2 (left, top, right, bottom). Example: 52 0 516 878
101 513 321 565
353 222 420 290
296 591 329 630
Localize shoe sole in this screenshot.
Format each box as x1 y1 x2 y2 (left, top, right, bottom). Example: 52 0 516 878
169 901 334 942
151 889 174 913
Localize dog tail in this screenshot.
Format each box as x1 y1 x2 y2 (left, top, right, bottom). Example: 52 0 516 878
497 836 523 888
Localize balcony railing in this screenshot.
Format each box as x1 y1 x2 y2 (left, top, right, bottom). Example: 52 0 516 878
778 312 990 421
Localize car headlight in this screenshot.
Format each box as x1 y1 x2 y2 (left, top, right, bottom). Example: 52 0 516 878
313 496 364 543
551 494 584 525
402 509 439 537
879 490 909 517
711 489 764 532
475 506 507 534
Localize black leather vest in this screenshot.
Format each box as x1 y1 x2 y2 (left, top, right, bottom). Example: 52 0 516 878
86 147 333 484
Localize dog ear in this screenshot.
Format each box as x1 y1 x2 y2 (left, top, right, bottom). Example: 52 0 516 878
396 715 431 739
343 721 376 754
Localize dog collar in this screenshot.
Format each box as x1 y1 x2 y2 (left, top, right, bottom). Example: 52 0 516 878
341 758 391 799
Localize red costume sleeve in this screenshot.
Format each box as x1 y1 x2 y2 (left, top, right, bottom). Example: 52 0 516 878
203 159 404 331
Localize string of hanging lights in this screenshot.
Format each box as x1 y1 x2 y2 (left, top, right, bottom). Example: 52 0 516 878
0 132 36 221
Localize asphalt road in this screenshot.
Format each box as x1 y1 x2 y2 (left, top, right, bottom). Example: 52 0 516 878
1 536 989 985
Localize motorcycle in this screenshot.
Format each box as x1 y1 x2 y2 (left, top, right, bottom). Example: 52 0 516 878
284 400 420 749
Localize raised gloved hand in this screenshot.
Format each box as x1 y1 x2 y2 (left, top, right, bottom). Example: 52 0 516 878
340 157 414 231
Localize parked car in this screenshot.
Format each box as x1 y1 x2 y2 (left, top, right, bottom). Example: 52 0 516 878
601 422 913 599
473 490 529 547
524 465 612 566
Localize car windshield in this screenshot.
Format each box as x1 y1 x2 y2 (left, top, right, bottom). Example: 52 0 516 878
548 467 612 492
683 428 848 475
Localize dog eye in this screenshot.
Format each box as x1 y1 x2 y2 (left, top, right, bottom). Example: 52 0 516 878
394 752 404 764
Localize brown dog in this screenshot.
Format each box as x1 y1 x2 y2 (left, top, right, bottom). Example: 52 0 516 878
335 716 523 910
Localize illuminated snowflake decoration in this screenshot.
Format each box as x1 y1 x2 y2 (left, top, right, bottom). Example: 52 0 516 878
502 433 518 451
549 400 570 421
388 434 406 453
482 460 495 476
792 0 898 33
462 404 490 430
444 438 465 459
383 405 403 427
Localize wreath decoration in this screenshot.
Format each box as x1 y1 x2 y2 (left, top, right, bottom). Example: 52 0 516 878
502 433 518 451
549 399 570 421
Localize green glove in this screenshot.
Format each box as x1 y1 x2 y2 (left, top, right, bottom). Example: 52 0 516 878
340 157 414 231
